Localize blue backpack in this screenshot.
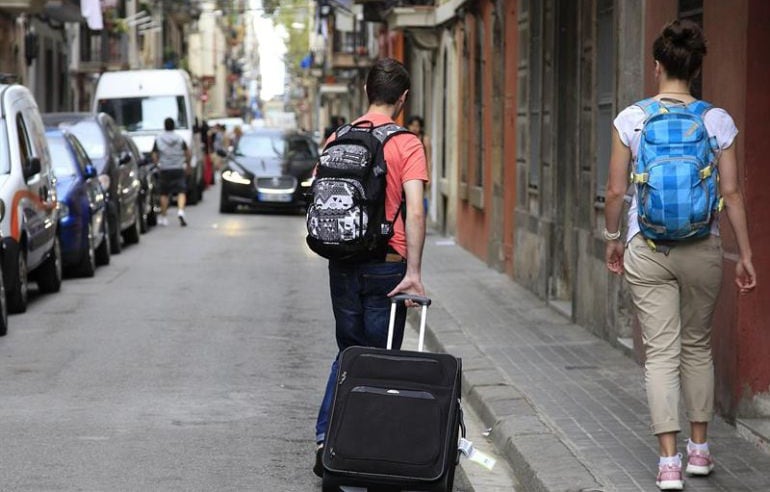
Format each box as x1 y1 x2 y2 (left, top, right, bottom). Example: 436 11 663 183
631 98 723 241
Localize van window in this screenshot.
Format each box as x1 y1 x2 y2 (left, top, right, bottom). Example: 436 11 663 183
0 120 10 174
16 114 33 169
97 96 189 132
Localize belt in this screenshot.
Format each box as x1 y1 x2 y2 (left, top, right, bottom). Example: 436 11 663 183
385 247 406 263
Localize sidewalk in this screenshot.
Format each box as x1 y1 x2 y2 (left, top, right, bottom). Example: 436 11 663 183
416 234 770 492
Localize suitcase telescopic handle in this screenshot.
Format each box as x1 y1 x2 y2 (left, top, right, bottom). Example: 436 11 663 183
387 295 432 352
391 294 432 306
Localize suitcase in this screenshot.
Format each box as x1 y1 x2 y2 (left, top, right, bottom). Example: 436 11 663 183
321 294 464 492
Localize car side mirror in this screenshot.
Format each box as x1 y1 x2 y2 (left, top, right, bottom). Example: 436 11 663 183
84 164 97 179
216 148 228 158
119 152 132 165
23 156 41 179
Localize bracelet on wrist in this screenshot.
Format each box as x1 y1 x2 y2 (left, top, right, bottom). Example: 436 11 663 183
603 228 622 241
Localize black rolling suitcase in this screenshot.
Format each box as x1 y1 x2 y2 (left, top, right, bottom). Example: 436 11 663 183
321 294 464 492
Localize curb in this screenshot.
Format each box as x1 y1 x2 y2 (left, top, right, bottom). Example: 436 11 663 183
408 301 606 492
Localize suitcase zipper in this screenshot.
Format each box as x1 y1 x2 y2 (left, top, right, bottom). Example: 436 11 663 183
351 386 435 400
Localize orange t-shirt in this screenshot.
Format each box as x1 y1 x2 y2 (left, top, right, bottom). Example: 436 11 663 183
324 112 428 258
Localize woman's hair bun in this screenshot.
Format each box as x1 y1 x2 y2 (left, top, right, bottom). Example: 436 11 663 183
652 19 707 80
663 20 706 53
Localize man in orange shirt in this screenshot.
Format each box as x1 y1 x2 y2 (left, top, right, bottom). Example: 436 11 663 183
313 58 428 477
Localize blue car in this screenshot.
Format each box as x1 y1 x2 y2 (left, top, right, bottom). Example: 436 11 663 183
45 129 110 277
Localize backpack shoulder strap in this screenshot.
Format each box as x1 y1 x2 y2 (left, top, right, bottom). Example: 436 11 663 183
688 99 714 119
636 97 663 119
372 123 410 145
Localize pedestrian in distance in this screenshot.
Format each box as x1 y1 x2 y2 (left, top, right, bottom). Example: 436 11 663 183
406 114 432 213
152 117 192 227
604 20 756 491
311 57 429 478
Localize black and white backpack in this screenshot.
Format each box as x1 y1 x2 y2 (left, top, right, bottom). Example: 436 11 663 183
306 121 410 262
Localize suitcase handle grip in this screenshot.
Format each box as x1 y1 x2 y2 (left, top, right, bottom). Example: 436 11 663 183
390 294 432 306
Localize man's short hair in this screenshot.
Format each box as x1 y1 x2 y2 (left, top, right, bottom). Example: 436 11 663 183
164 118 175 131
365 58 410 106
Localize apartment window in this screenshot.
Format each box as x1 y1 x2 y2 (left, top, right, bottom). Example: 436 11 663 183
595 0 614 201
678 0 703 99
528 0 542 190
474 13 484 188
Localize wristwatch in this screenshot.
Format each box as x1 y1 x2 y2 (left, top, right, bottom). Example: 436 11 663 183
603 228 621 241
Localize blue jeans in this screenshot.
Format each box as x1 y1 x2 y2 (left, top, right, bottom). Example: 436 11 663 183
315 260 407 444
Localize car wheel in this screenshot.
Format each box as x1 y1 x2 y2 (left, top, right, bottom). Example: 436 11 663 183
95 220 111 266
138 200 149 234
110 207 122 255
7 248 28 314
124 206 141 245
0 268 8 337
77 222 96 278
37 235 62 294
220 190 235 214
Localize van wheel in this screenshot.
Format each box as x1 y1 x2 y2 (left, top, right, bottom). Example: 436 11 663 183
95 220 110 266
77 222 96 278
37 236 62 294
7 249 28 314
124 206 141 245
0 270 8 336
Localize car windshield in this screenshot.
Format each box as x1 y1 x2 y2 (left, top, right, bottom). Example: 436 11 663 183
236 133 284 158
46 135 79 178
65 121 106 161
97 96 189 132
0 120 10 174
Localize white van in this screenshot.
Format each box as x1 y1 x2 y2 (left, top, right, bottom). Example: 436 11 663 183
93 69 204 203
0 83 62 318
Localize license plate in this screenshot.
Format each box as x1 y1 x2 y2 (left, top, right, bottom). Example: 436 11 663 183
258 192 292 203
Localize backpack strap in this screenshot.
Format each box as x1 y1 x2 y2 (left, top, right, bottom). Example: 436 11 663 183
636 97 664 118
371 123 413 229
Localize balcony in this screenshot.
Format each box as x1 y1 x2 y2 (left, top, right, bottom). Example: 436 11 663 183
331 51 370 69
0 0 44 14
352 0 468 27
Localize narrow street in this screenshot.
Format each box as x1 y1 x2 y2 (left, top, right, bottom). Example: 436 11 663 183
0 186 342 490
0 182 502 491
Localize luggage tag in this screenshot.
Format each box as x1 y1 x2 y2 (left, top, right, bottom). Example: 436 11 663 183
458 438 496 471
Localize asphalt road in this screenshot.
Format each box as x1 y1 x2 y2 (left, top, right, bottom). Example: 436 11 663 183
0 183 489 491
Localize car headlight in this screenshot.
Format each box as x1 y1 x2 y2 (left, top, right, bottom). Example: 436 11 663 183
300 176 315 188
222 169 251 185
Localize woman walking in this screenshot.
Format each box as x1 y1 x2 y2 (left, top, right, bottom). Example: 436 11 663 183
603 20 756 490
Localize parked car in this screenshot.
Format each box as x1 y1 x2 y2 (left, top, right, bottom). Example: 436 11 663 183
0 84 62 314
45 129 110 277
43 113 142 254
124 132 158 232
218 128 318 213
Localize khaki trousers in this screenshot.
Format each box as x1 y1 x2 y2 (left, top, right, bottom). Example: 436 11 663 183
624 234 723 435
